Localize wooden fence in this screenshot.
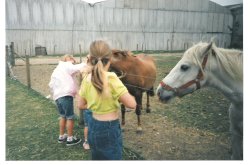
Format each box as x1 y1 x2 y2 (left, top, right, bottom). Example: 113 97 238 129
6 42 31 89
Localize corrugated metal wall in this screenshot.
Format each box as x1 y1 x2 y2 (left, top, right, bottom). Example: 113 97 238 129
5 0 233 55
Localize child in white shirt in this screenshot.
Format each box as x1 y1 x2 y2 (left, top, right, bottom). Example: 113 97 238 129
49 54 87 146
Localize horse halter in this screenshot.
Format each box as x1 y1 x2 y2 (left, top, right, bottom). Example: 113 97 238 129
160 52 209 96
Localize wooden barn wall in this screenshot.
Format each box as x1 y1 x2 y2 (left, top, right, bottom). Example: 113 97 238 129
6 0 233 55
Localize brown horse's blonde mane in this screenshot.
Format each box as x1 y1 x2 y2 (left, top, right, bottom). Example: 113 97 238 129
112 49 136 57
112 49 126 55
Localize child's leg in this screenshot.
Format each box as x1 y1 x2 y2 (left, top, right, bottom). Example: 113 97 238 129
84 127 88 141
66 118 81 146
58 117 67 143
67 119 74 138
83 126 90 149
83 110 92 142
83 110 91 149
55 98 67 142
59 117 66 136
64 96 75 139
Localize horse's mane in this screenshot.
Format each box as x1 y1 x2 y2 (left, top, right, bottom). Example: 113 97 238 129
112 49 142 57
188 42 243 81
112 49 136 57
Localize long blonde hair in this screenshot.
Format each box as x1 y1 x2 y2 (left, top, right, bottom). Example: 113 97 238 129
89 40 112 95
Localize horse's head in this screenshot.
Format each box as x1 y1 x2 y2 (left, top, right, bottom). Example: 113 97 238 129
109 49 134 76
111 49 133 59
156 42 213 103
110 49 133 68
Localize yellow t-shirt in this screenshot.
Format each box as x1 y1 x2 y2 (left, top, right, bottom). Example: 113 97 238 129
79 72 128 114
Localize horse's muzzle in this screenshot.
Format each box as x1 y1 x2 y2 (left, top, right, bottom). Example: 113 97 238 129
157 87 173 103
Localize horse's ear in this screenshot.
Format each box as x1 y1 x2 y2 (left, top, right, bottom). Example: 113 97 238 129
203 42 213 55
111 49 126 59
112 49 123 57
127 51 133 56
112 49 119 55
121 51 127 56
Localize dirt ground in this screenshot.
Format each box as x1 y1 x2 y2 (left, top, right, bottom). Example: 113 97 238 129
11 55 231 160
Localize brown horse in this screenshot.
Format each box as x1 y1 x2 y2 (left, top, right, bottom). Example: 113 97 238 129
110 50 157 132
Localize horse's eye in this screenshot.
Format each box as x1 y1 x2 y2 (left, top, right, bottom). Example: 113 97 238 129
181 65 189 71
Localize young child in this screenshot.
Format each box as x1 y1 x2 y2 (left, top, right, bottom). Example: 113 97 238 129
77 40 136 160
49 54 87 146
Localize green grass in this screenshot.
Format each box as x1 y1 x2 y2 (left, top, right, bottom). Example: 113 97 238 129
153 89 230 133
6 78 90 160
6 78 143 160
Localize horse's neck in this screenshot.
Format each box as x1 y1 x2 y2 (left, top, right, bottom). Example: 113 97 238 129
206 71 243 104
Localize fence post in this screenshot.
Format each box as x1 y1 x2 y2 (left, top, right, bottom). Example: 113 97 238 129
171 39 174 51
79 44 82 63
25 50 31 89
10 42 15 66
6 45 10 77
54 45 57 55
184 42 188 50
30 41 33 56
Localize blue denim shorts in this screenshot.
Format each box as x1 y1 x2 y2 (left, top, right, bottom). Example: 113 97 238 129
83 109 92 127
88 117 123 160
55 96 75 119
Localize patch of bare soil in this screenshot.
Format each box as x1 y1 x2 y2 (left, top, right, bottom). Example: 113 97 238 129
121 111 230 160
11 56 231 160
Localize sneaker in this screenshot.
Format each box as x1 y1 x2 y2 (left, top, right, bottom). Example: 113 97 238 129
66 137 82 146
58 134 67 143
83 141 90 150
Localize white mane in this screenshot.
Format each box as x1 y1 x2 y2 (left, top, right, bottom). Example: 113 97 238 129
185 42 243 81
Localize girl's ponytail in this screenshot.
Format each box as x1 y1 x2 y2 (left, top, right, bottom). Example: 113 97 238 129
91 59 105 94
89 40 112 96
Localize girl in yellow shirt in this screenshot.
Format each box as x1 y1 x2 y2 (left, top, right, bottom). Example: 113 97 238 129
78 40 136 160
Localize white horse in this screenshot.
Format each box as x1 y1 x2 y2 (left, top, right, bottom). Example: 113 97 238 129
156 42 243 160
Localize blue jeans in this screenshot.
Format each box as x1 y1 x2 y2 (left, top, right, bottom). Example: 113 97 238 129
88 117 123 160
55 96 75 119
83 109 92 127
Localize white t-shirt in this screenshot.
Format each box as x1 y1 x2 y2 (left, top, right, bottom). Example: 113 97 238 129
49 61 86 100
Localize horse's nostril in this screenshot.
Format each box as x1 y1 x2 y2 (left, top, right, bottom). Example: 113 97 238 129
164 95 171 101
156 90 161 97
